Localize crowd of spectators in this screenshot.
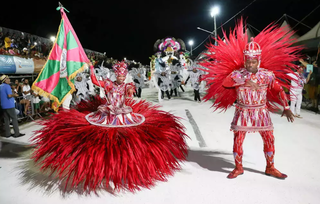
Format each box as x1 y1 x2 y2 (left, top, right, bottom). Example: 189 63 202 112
0 26 107 64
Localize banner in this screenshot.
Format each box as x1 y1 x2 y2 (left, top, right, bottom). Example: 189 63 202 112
13 56 34 74
33 58 47 73
0 55 16 74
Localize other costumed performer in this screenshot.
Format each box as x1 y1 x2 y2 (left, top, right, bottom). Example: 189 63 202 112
74 72 90 103
130 65 145 98
32 63 188 192
184 66 202 102
200 19 301 179
154 52 172 100
170 59 184 97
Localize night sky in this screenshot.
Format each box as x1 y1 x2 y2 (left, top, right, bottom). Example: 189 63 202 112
2 0 319 64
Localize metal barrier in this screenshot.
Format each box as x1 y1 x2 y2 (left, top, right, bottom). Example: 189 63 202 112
15 94 43 121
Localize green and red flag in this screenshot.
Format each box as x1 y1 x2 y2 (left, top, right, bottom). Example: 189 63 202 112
32 7 90 111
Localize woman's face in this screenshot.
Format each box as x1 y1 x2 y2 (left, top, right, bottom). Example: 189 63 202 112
116 74 126 84
15 79 19 84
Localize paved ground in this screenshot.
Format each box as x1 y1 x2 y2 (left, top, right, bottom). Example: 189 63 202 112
1 86 319 204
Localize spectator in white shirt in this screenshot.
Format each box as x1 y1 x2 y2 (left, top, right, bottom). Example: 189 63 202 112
40 96 51 112
287 66 312 118
20 78 31 115
32 90 40 114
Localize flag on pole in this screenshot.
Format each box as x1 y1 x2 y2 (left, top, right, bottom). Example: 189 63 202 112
32 6 90 112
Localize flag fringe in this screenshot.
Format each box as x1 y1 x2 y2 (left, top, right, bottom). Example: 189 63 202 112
68 63 88 80
31 83 75 112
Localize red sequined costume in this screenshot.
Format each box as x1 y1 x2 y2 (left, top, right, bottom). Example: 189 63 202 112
31 61 188 193
200 19 301 179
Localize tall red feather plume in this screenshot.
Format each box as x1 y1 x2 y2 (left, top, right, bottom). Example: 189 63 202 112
199 18 303 112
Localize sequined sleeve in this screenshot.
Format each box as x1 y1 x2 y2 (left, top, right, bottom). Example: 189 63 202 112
126 82 136 97
90 66 105 88
269 73 289 109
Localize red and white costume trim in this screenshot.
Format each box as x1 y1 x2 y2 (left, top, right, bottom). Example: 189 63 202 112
223 68 289 132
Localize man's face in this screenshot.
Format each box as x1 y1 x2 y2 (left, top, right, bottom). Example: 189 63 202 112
245 59 259 73
15 79 19 84
5 77 10 84
24 79 29 84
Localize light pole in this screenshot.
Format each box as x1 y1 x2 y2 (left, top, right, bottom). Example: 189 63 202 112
210 6 219 46
188 40 194 56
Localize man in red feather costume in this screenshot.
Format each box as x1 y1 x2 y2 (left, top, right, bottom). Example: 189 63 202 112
201 20 301 180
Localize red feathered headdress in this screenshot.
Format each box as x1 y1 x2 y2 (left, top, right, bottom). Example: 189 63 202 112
200 18 303 112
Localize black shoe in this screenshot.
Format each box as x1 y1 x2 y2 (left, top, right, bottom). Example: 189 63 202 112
13 133 25 138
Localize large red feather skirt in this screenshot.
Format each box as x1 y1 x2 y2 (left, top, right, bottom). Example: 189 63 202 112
31 96 188 193
199 18 303 112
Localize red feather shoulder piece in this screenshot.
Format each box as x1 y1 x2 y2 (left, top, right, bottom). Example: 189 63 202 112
199 18 303 112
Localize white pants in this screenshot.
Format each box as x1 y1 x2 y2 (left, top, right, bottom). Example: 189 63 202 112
150 75 158 89
290 89 303 115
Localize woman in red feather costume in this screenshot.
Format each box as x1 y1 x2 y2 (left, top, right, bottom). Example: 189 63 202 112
31 61 188 193
200 19 302 179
